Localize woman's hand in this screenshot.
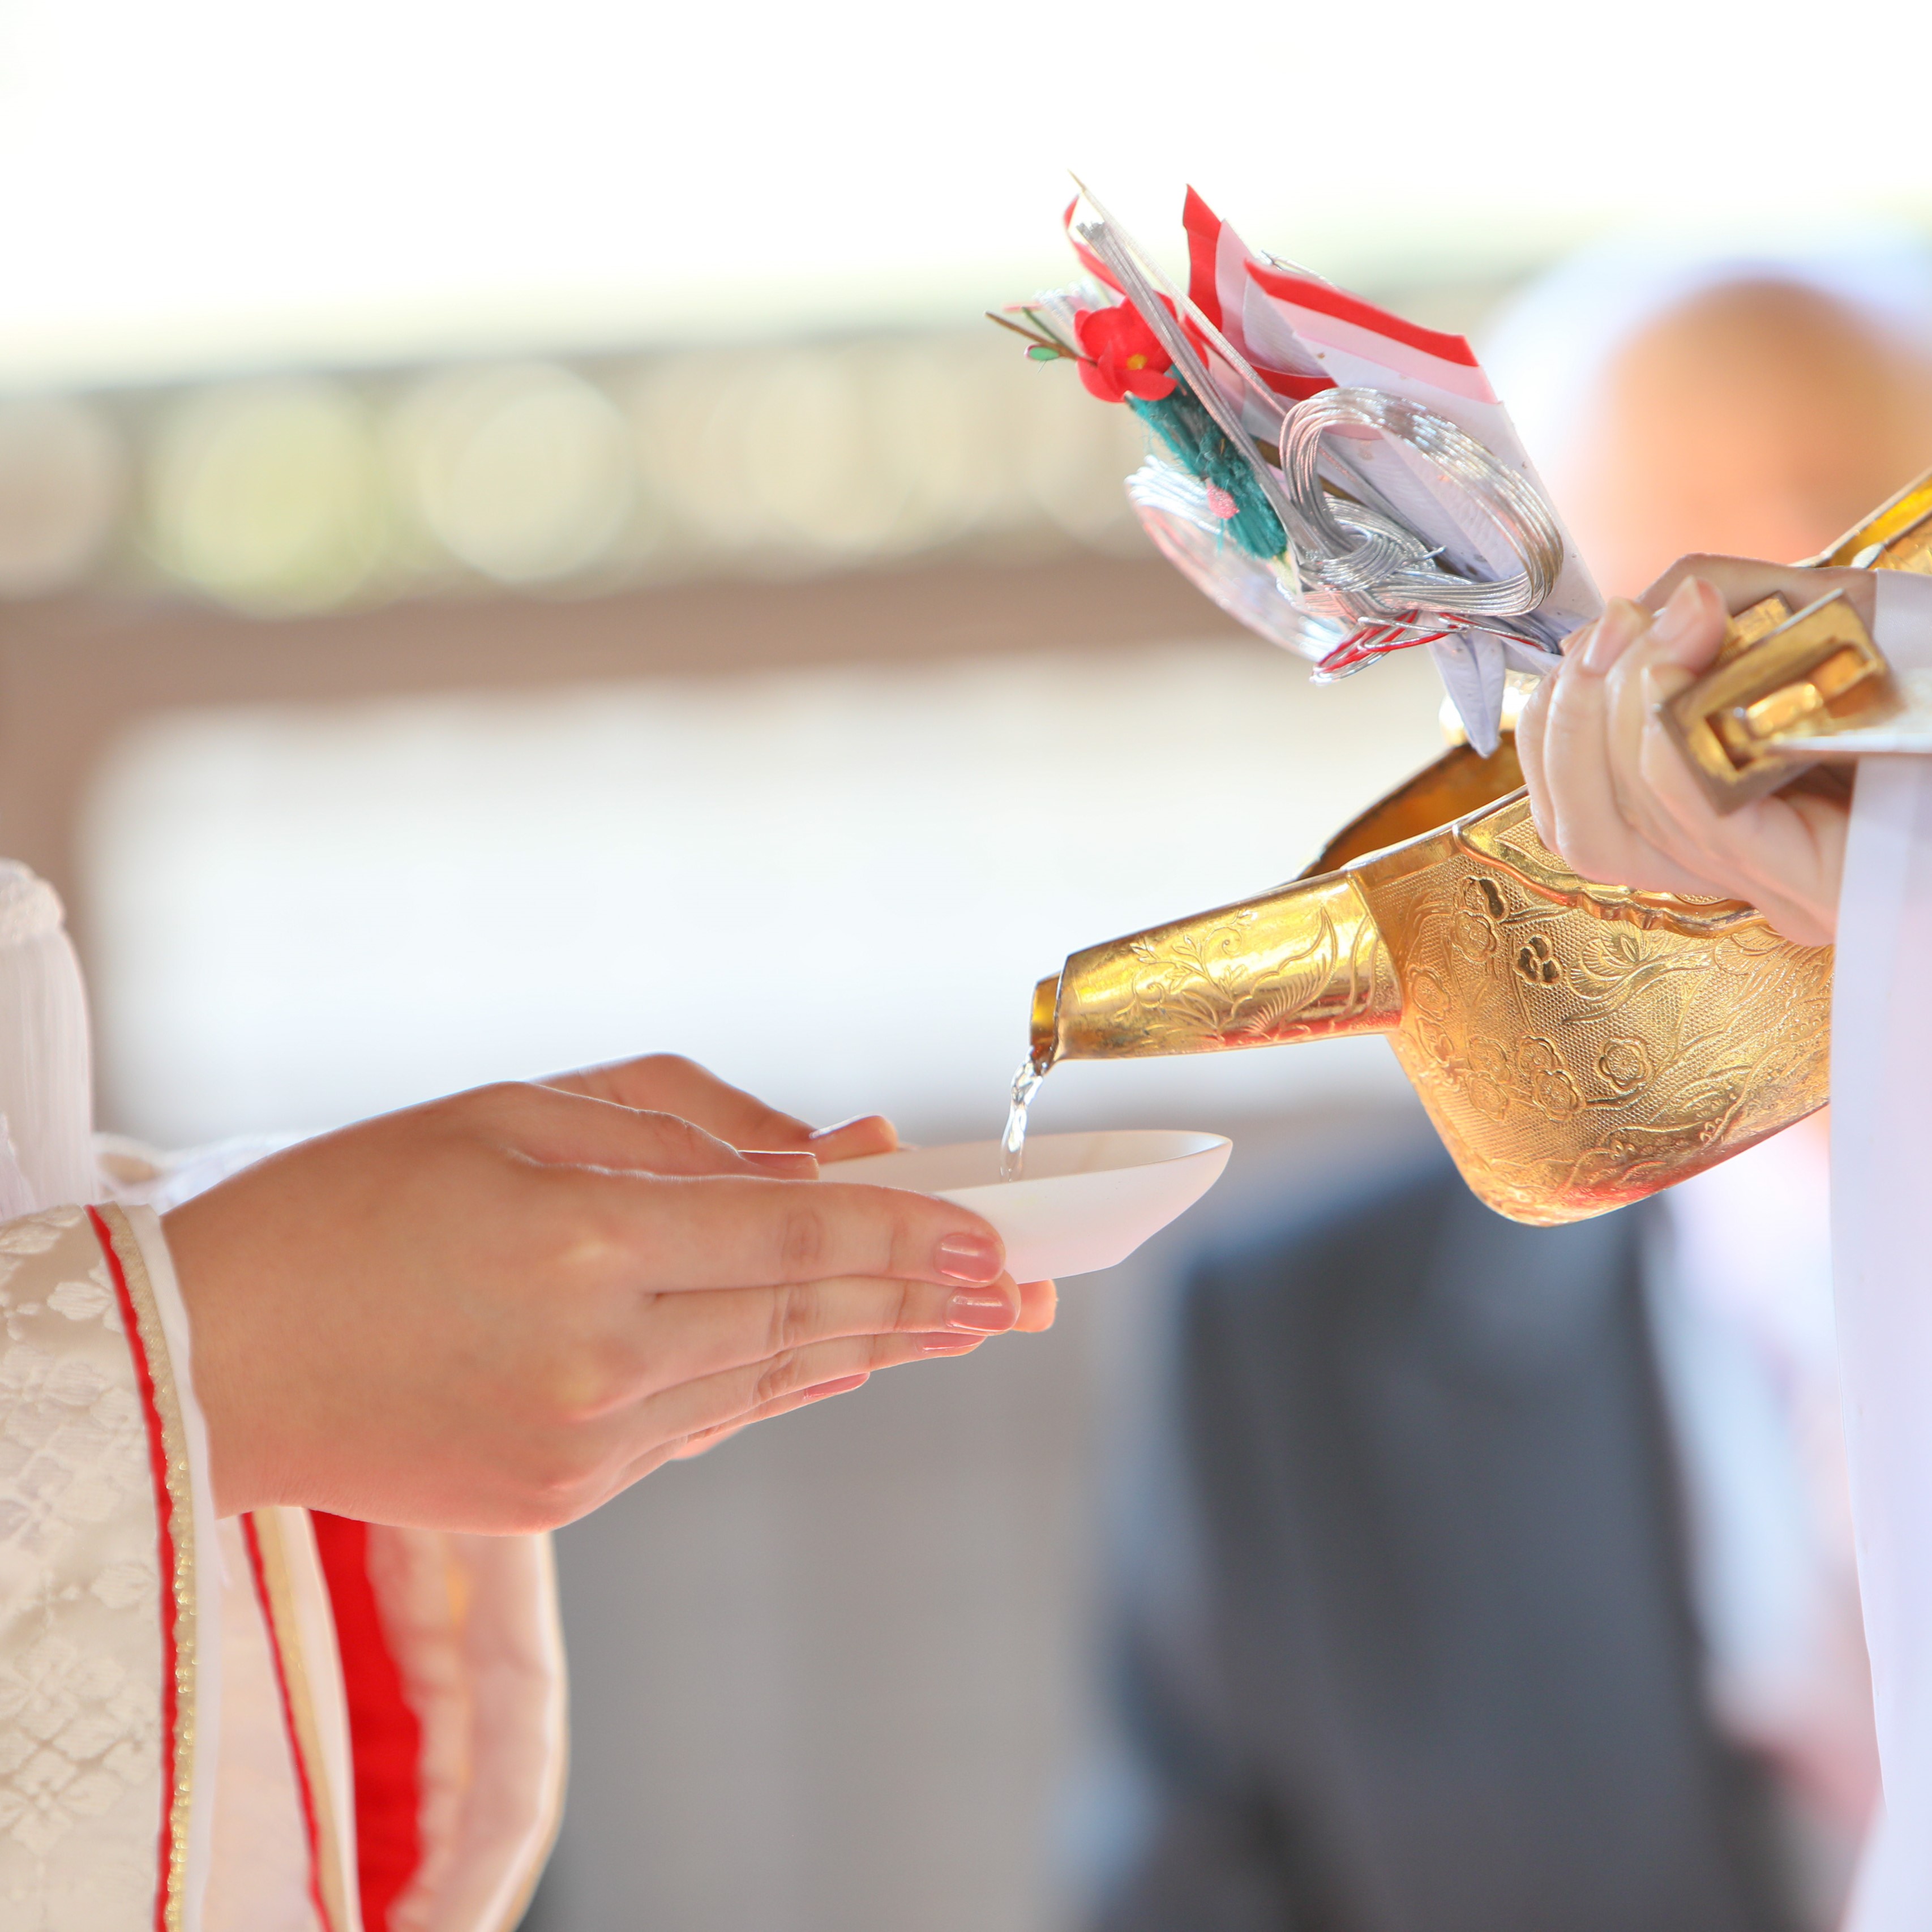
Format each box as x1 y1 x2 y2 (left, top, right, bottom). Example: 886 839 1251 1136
539 1052 902 1163
547 1052 1052 1331
543 1053 1056 1459
1515 555 1870 946
165 1067 1052 1531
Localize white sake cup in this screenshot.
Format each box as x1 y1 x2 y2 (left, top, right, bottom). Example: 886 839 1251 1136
828 1129 1232 1282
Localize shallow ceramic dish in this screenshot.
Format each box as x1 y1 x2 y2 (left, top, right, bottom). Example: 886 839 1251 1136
828 1129 1232 1282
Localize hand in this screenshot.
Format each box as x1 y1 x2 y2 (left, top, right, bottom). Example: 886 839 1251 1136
164 1068 1053 1530
544 1055 1058 1459
1515 555 1868 946
540 1052 901 1164
544 1052 1052 1325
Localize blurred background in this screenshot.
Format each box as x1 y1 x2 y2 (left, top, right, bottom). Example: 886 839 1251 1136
5 2 1932 1926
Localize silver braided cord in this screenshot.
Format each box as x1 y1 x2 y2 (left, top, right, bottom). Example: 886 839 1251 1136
1277 388 1566 623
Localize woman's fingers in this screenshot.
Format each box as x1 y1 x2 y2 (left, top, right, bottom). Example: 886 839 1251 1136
628 1327 990 1457
1556 600 1656 870
541 1052 897 1159
589 1271 1025 1402
1532 601 1714 894
1519 568 1852 945
661 1285 1033 1467
634 1282 1054 1460
1639 554 1876 629
1600 581 1736 867
1610 577 1845 941
663 1371 875 1464
588 1372 881 1493
1641 553 1806 612
800 1115 899 1161
560 1168 1009 1295
1525 586 1750 899
542 1052 818 1145
543 1325 992 1510
478 1082 818 1178
1013 1279 1057 1332
1516 665 1558 851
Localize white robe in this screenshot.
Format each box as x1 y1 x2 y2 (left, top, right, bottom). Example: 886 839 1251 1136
1832 569 1932 1932
0 869 566 1931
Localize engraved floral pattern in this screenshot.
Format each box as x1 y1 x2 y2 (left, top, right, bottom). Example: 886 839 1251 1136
1453 876 1504 964
1408 968 1451 1018
1432 1031 1581 1124
1459 799 1761 936
1518 1038 1582 1119
1114 890 1394 1055
1514 934 1561 986
1597 1036 1651 1095
1564 926 1716 1014
1379 794 1832 1224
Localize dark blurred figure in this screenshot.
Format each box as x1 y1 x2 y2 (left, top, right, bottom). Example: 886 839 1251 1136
1101 1158 1777 1932
1091 247 1932 1932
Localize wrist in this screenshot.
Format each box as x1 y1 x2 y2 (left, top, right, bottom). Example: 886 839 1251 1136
162 1191 279 1517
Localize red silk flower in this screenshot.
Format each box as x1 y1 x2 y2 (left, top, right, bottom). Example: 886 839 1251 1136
1074 302 1177 403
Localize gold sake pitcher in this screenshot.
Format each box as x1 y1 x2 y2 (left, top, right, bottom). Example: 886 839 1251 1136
1029 472 1932 1226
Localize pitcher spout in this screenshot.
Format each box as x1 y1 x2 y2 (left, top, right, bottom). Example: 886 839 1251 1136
1031 869 1403 1069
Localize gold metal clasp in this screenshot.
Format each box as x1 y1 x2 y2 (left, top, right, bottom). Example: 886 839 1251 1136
1715 591 1792 661
1661 590 1899 812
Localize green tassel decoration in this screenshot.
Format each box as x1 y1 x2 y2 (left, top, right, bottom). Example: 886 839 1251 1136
1128 387 1287 561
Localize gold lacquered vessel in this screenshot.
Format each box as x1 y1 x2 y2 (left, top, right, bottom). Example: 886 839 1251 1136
1032 749 1829 1225
1030 474 1932 1226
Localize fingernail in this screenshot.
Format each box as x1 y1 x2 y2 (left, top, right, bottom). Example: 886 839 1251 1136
800 1373 868 1403
936 1233 1003 1284
808 1116 873 1141
919 1333 983 1355
1650 578 1708 653
945 1290 1016 1333
1580 600 1643 673
740 1148 819 1175
1641 662 1694 710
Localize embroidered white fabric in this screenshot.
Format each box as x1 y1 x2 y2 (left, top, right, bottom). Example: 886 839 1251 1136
0 850 577 1929
0 1207 165 1930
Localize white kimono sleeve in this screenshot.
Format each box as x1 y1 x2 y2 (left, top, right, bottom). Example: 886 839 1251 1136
0 1198 566 1932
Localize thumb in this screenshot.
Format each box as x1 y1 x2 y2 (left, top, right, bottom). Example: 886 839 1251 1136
1646 576 1732 672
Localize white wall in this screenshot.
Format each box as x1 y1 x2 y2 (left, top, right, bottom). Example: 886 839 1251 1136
82 637 1445 1147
